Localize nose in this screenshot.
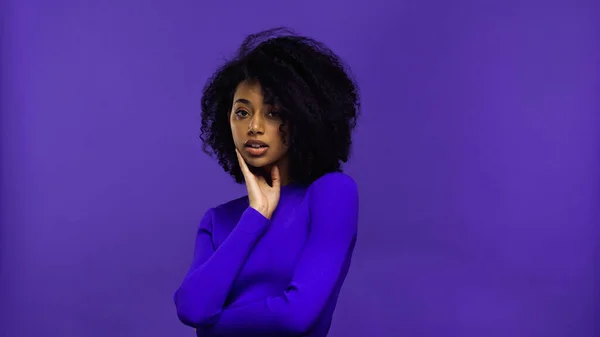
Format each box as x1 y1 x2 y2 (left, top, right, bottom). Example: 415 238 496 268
248 114 265 135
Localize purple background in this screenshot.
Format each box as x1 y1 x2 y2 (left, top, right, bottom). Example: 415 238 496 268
1 0 598 336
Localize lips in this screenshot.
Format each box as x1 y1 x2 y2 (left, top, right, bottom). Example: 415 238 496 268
244 140 269 149
244 140 269 156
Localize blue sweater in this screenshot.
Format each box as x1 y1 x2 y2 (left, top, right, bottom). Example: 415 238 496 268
174 172 359 336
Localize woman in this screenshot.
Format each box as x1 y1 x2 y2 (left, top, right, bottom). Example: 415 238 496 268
174 27 360 337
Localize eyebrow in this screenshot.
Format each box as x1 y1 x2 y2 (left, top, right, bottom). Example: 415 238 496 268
234 98 252 106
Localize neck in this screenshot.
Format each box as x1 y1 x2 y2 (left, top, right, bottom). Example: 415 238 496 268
262 155 291 187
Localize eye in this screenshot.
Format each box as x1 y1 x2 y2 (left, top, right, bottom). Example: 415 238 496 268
268 110 281 118
235 110 249 117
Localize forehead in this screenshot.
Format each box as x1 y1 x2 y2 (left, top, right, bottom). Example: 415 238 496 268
233 80 264 103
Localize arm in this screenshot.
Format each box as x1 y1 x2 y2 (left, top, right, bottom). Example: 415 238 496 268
200 173 359 336
174 206 270 327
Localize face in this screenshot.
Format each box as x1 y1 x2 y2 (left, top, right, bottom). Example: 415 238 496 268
230 80 290 175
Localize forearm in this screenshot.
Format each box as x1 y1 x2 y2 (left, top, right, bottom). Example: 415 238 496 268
198 174 359 335
196 296 302 337
185 173 359 336
175 207 270 327
201 242 355 336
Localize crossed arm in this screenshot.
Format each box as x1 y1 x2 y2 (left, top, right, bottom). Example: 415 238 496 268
174 173 359 336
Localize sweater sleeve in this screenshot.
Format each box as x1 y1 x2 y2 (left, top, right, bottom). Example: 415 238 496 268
198 173 359 336
174 206 271 327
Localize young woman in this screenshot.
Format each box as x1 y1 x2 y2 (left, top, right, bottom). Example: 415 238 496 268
174 27 360 337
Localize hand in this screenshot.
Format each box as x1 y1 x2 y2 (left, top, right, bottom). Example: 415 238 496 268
235 148 281 219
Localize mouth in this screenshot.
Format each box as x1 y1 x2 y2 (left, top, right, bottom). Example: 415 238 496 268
244 140 269 156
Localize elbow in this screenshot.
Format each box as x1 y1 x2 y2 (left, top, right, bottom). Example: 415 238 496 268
174 289 220 328
175 308 209 328
280 313 315 336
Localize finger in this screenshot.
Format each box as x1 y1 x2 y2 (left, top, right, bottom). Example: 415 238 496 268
270 165 281 190
235 148 252 176
235 149 259 188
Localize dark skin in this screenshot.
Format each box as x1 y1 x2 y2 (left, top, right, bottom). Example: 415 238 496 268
230 80 291 219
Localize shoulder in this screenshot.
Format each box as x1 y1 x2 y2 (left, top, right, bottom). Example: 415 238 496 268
308 172 358 196
308 172 359 208
307 172 359 233
213 195 248 212
203 195 248 225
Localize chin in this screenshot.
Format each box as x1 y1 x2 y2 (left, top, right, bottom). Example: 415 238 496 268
244 156 276 169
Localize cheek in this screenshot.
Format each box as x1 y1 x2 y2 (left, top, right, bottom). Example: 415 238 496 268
281 126 290 145
230 117 242 132
230 122 243 144
271 125 287 145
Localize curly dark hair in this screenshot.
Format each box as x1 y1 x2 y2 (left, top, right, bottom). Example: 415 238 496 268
199 27 360 185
